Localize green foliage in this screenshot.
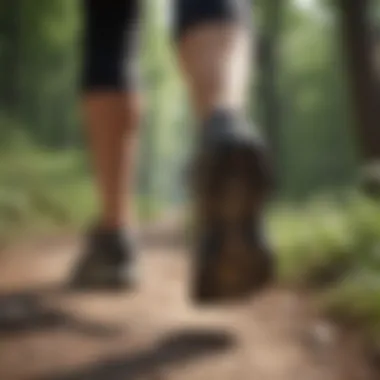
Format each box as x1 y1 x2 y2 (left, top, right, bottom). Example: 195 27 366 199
0 143 166 245
273 193 380 338
278 0 358 198
0 145 95 244
0 0 81 147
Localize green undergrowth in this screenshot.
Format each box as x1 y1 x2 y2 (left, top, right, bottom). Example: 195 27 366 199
270 192 380 340
0 147 95 244
0 147 163 245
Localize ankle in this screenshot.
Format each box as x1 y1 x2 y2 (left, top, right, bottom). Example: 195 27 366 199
97 216 126 231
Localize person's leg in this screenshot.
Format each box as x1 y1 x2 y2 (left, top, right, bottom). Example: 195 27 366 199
175 1 251 120
174 0 274 303
72 0 142 289
83 0 141 229
83 94 140 229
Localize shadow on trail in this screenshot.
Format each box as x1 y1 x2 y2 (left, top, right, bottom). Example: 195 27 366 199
0 288 121 338
36 328 235 380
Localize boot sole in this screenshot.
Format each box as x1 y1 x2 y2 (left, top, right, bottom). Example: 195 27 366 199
70 263 138 291
192 138 274 304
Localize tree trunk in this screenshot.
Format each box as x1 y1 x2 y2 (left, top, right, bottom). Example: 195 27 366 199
0 1 22 116
338 0 380 161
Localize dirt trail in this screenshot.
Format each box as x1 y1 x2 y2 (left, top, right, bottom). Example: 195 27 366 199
0 234 373 380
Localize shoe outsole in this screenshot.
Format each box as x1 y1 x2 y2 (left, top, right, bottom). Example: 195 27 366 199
192 138 274 304
70 261 138 291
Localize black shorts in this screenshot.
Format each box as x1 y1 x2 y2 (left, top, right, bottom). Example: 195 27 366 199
82 0 251 91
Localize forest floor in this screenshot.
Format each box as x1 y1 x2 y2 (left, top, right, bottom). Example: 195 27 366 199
0 221 377 380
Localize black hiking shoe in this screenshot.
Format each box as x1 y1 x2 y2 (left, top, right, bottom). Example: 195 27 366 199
190 109 275 304
70 226 138 290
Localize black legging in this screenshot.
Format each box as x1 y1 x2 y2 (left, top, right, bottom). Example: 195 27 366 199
82 0 251 91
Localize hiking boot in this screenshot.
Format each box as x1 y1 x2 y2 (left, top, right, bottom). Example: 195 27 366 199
190 109 275 304
70 225 138 290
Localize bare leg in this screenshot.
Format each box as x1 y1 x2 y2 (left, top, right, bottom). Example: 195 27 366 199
84 92 141 229
178 23 251 120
